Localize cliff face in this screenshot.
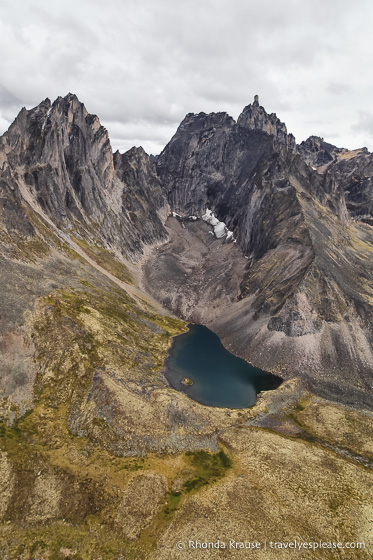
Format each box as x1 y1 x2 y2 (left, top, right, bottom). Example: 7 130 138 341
157 98 347 242
156 97 296 220
148 97 373 408
298 136 373 221
0 93 166 259
237 95 296 152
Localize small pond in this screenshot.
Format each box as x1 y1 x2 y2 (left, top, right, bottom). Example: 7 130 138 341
163 324 282 408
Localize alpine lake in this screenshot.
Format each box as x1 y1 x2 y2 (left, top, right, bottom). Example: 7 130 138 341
163 324 282 408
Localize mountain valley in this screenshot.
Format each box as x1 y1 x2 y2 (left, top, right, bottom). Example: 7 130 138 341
0 93 372 559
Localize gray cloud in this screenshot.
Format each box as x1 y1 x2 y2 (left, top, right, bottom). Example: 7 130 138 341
327 83 353 96
352 112 373 137
0 0 372 154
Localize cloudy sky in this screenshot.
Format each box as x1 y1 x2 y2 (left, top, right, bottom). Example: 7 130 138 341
1 0 372 154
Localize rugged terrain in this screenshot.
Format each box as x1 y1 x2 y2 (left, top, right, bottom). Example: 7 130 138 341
149 97 373 409
0 94 372 558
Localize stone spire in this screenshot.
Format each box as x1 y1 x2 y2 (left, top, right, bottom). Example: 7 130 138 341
237 96 296 153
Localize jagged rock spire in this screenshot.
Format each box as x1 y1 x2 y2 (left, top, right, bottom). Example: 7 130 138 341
238 96 296 152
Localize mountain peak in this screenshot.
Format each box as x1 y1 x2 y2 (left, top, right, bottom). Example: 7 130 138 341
238 96 296 152
65 92 79 101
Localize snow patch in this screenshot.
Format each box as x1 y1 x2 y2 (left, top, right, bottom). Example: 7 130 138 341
41 107 52 132
202 208 235 241
214 221 226 238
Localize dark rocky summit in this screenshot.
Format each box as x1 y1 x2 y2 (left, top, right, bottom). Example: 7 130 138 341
152 96 373 409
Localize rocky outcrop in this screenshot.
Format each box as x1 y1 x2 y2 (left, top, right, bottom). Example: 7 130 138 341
0 94 167 259
298 136 373 221
156 97 297 221
1 95 114 222
158 98 348 245
149 98 372 408
297 135 342 167
113 146 167 250
328 151 373 222
237 94 296 152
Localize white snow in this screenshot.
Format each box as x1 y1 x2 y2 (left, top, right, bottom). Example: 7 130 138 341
214 221 226 238
202 207 235 241
41 107 52 132
202 208 213 222
170 208 236 243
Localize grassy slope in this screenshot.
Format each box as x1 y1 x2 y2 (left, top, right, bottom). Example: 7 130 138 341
0 214 372 559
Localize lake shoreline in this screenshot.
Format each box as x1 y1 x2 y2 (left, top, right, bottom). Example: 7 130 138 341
162 324 283 409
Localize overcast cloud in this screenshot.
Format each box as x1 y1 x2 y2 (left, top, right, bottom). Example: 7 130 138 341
0 0 372 154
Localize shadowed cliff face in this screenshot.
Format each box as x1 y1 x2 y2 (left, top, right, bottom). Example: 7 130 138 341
150 98 373 408
157 99 348 243
156 99 297 219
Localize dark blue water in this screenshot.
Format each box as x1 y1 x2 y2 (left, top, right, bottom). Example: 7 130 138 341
163 324 282 408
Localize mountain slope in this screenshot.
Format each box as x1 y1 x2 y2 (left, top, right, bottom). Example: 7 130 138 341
147 97 373 408
1 92 372 408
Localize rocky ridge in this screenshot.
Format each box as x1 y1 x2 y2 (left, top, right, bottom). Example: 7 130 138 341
299 135 373 222
150 97 373 408
0 93 167 260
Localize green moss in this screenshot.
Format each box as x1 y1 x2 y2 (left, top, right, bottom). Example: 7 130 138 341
71 235 134 285
163 491 182 515
113 457 145 471
295 402 306 412
182 449 232 492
